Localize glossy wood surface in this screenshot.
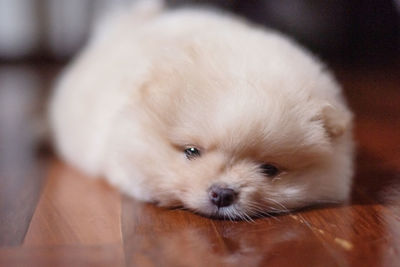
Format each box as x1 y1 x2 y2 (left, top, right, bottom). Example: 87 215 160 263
0 64 399 267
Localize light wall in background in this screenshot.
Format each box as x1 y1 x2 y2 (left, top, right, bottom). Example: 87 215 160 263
0 0 39 58
0 0 135 59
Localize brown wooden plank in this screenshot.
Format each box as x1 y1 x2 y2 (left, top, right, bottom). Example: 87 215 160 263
23 160 122 247
0 245 124 267
121 195 341 267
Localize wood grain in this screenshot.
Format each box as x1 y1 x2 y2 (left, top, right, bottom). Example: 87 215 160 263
23 160 122 247
0 245 124 267
121 197 343 267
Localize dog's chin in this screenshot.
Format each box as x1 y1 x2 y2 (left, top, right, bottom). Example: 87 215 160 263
186 202 252 220
184 199 292 220
193 205 239 220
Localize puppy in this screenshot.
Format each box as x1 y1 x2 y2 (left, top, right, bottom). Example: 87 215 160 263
49 1 354 219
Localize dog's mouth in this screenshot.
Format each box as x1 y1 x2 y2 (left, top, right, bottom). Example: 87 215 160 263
189 203 255 221
184 200 290 220
176 193 287 220
210 205 252 220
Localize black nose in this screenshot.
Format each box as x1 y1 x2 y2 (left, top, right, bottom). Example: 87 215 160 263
209 185 236 208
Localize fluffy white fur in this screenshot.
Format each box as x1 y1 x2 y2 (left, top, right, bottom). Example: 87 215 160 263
49 1 354 219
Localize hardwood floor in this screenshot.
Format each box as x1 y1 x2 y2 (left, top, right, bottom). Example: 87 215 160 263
0 63 399 266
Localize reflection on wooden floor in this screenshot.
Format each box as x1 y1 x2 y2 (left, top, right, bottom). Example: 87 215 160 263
0 64 399 266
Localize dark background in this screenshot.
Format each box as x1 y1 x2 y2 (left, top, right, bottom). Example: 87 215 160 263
1 0 399 67
170 0 400 67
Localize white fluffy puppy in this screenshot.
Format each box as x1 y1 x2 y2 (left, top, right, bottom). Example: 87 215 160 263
49 1 354 219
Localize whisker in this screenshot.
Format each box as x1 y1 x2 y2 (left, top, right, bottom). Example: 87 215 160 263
225 208 234 222
241 210 255 223
264 197 292 213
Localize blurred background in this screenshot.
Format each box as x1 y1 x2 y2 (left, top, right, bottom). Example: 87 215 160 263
0 0 399 65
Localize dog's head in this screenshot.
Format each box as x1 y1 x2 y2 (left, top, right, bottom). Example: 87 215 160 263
112 32 354 219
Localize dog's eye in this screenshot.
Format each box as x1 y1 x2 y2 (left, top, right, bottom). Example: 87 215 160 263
184 147 201 160
260 164 280 177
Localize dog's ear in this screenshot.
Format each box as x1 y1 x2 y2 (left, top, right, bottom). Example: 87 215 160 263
313 103 352 138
